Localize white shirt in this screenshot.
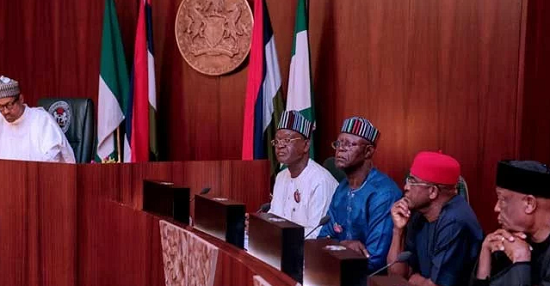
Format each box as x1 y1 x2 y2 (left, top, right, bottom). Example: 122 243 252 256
269 159 338 238
0 105 75 163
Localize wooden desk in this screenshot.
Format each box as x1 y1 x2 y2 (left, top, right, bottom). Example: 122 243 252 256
0 159 287 286
368 275 411 286
248 213 304 283
304 239 368 286
142 179 190 224
194 194 246 248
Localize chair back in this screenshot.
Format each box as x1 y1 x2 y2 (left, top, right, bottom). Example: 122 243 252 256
322 157 346 183
457 176 469 203
38 98 95 163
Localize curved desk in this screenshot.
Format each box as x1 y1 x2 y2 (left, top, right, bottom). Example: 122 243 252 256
0 159 295 286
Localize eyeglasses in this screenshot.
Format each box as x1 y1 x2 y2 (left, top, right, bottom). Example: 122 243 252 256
331 140 368 150
405 176 434 188
271 137 302 147
0 96 20 112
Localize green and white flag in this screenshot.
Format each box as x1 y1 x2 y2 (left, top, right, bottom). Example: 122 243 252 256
95 0 130 162
287 0 315 158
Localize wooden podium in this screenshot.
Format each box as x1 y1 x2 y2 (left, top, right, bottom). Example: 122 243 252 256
367 276 411 286
303 239 368 286
194 194 246 248
0 159 299 286
248 213 304 283
142 180 190 224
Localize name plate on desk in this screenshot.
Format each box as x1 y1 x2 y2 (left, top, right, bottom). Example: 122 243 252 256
304 239 368 286
248 213 304 283
194 195 245 248
142 180 190 224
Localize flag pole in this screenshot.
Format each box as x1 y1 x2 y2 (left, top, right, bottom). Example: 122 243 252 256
116 126 122 163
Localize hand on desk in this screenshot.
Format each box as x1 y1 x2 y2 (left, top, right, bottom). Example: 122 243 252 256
340 240 370 258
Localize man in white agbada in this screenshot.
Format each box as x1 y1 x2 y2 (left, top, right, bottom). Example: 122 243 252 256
268 110 338 238
0 75 75 163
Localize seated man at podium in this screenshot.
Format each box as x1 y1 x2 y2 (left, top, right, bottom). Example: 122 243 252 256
0 75 75 163
318 116 402 273
269 110 338 238
387 151 483 286
472 160 550 286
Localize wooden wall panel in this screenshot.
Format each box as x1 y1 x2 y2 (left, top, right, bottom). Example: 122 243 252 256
308 0 523 230
467 0 525 230
76 163 122 286
0 160 284 286
0 1 103 104
520 0 550 164
78 163 123 201
218 68 249 160
220 160 271 212
400 0 522 230
78 199 164 286
37 163 77 286
26 163 41 286
0 0 536 231
308 0 410 177
0 161 76 286
128 162 174 209
172 161 222 217
76 162 171 286
171 160 271 215
75 161 270 217
87 201 296 286
0 161 33 286
214 254 249 286
102 202 164 286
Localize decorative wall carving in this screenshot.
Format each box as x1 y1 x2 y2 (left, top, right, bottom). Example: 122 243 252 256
160 220 218 286
175 0 253 76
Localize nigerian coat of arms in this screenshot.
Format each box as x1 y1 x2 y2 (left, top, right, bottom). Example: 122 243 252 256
175 0 253 76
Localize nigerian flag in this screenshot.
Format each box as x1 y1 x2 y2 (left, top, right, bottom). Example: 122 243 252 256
95 0 129 163
287 0 315 158
242 0 285 176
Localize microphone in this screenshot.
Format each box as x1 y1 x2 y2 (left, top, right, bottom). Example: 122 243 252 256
189 187 211 202
200 187 211 195
304 215 331 239
368 251 412 277
256 202 271 213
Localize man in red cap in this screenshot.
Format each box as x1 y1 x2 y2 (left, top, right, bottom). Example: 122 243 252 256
472 160 550 286
387 151 483 286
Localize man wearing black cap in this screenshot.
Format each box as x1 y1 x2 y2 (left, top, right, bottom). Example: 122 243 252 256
472 160 550 286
